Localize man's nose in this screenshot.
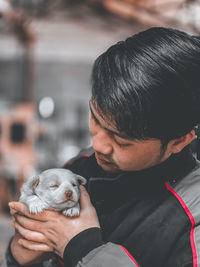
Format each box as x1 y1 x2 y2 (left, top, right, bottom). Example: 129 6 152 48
92 131 113 155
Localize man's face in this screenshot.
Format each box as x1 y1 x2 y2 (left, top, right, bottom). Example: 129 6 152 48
89 102 172 173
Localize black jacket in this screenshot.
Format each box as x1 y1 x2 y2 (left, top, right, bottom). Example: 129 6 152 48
6 146 200 267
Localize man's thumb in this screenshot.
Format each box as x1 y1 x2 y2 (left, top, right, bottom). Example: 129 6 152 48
79 186 92 208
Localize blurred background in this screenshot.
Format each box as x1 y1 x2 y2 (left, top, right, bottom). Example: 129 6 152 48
0 0 200 265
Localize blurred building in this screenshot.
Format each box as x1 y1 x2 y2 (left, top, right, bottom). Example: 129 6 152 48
0 1 146 211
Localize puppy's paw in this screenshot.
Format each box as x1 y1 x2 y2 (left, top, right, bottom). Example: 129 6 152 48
62 207 80 217
28 203 45 214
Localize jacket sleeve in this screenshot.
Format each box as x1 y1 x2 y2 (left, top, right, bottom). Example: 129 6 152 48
5 238 42 267
5 238 59 267
63 228 139 267
6 239 22 267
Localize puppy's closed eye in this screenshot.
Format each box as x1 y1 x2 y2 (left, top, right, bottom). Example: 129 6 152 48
50 181 60 189
50 183 59 189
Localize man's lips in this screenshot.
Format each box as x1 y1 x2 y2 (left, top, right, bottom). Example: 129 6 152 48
97 157 115 165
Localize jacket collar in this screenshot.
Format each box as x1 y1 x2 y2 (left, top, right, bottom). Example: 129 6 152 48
87 145 197 208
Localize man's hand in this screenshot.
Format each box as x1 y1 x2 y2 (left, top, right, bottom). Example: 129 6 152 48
9 186 100 258
10 231 53 265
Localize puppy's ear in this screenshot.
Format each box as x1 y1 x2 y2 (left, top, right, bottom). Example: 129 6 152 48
76 175 87 185
22 175 40 195
32 177 40 190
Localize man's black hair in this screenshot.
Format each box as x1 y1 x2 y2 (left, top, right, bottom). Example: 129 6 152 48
91 27 200 148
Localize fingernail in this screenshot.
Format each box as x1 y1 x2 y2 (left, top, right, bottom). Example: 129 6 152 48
8 202 14 209
18 239 22 245
10 208 17 215
80 185 85 190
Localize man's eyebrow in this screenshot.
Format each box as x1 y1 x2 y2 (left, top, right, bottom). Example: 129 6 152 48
89 104 128 139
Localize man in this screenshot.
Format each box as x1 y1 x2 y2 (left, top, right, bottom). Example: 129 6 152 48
6 27 200 266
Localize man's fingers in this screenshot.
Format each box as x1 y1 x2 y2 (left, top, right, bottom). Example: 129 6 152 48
12 221 46 243
9 202 29 216
13 214 44 232
18 238 53 252
79 186 92 209
9 202 50 221
10 208 18 215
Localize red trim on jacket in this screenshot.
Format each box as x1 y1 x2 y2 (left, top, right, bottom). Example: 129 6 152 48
118 245 139 267
65 154 89 167
58 259 64 266
82 154 89 158
165 182 197 267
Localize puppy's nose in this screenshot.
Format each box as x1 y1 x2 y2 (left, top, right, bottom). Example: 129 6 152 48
65 190 73 199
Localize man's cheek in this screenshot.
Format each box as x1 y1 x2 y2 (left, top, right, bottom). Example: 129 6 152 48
113 156 124 167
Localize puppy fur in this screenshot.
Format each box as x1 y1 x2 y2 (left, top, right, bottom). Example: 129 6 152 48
19 168 87 217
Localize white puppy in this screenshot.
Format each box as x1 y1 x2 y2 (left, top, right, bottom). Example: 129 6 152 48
19 168 87 217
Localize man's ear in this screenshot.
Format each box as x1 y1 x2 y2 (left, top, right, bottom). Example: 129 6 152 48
169 130 195 154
